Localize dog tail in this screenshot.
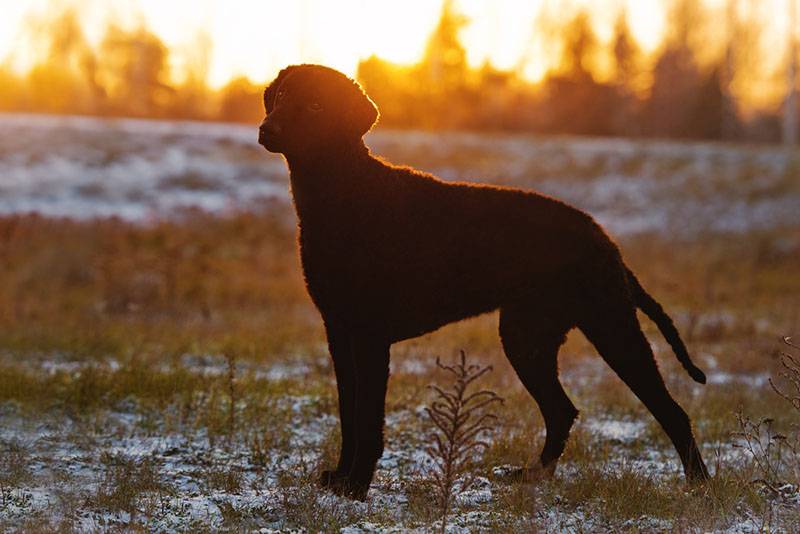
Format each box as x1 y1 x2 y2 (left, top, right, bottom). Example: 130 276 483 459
626 267 707 384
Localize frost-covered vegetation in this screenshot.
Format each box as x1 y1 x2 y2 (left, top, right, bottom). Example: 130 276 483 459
1 114 798 235
0 114 799 531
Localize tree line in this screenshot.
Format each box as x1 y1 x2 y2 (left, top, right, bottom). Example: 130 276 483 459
0 10 263 123
358 1 785 142
0 2 792 143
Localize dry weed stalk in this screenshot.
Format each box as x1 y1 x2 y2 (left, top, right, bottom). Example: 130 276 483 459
732 413 795 495
425 350 503 533
769 337 800 412
734 337 800 498
225 351 236 448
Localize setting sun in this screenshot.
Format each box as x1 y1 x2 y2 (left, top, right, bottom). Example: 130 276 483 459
0 0 446 87
0 0 796 118
0 0 673 85
0 0 782 91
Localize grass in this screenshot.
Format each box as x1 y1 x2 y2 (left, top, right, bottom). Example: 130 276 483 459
0 209 799 531
0 209 319 360
91 453 173 515
0 440 32 509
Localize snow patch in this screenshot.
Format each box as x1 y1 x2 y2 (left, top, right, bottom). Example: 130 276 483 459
1 114 798 237
584 419 647 442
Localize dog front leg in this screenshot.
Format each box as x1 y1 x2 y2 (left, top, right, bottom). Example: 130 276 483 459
345 335 390 500
319 324 357 490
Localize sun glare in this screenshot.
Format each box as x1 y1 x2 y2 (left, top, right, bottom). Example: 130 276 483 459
0 0 793 110
97 0 445 88
0 0 670 87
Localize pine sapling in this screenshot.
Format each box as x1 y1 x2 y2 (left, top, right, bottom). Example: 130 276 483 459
425 350 504 533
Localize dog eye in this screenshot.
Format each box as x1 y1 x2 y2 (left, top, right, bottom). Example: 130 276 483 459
308 102 323 112
277 90 285 100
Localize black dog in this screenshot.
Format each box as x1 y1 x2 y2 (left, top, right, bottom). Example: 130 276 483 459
258 64 709 500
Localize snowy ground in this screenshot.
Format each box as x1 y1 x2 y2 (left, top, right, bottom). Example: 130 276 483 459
0 350 794 532
1 113 797 236
1 113 798 531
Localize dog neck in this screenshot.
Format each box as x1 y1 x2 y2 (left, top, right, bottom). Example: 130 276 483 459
285 139 373 218
284 139 370 172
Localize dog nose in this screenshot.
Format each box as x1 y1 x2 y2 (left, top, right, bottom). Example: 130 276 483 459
260 119 281 135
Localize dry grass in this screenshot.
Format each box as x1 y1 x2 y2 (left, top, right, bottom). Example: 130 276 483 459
0 441 31 509
0 211 798 531
91 453 172 515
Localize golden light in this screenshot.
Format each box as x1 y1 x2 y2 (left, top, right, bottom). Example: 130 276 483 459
94 0 444 87
0 0 667 86
0 0 794 110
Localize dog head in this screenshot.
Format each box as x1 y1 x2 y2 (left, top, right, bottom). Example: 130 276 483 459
258 64 379 155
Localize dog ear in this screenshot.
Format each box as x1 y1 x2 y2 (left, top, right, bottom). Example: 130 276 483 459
264 66 300 114
346 80 379 138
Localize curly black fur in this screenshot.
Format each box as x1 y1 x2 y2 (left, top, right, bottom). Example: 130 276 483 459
258 64 709 500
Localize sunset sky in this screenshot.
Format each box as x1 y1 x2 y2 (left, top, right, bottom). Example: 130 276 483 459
0 0 796 107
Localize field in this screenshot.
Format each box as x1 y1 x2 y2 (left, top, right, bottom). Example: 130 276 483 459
1 113 799 532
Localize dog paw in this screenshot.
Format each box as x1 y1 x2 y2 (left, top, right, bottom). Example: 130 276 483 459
341 483 369 501
493 463 555 484
319 469 347 488
319 471 369 501
686 466 711 485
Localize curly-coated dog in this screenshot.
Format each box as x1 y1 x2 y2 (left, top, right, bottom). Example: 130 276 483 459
258 64 709 500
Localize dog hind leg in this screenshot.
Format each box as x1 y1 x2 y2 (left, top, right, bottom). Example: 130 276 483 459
578 299 709 481
499 304 577 481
